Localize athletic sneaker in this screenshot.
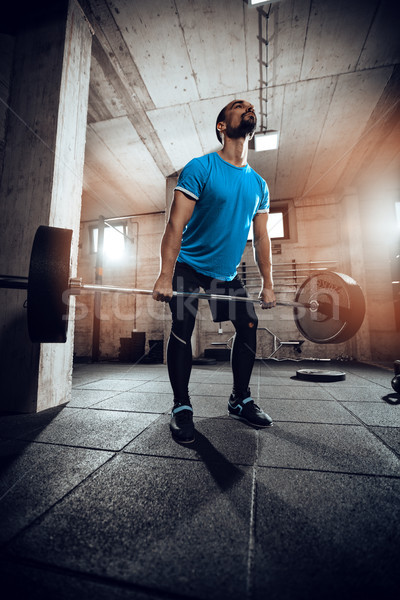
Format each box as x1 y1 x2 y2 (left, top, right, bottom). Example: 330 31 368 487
170 403 195 443
228 395 273 428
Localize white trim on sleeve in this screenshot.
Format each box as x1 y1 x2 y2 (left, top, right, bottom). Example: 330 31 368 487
256 208 269 214
174 186 199 201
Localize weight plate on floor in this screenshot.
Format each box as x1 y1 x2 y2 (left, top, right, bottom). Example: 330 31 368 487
391 374 400 393
293 271 366 344
27 225 72 343
296 369 346 382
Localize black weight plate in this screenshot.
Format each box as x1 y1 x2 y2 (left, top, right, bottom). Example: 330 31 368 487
27 226 72 343
294 271 366 344
296 369 346 382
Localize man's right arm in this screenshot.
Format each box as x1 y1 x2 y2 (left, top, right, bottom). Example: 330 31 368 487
152 190 196 302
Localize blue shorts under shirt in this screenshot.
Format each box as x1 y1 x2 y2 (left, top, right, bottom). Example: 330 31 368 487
174 152 269 281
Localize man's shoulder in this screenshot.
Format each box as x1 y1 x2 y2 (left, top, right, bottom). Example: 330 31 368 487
186 152 215 168
247 162 265 181
247 164 268 188
180 153 216 178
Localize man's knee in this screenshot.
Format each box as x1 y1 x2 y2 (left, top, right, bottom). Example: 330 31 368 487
248 313 258 329
171 311 196 344
235 308 258 329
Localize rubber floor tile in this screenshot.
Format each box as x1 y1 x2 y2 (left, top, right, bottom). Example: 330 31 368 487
74 379 149 392
264 398 359 425
95 391 171 414
369 426 400 455
252 469 400 600
0 560 168 600
19 409 159 451
6 454 253 600
326 386 394 402
124 414 258 465
69 389 119 408
0 405 66 442
342 402 400 427
0 440 112 543
258 384 334 400
257 422 399 475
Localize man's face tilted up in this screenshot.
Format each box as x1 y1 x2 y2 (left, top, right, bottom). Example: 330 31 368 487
219 100 257 141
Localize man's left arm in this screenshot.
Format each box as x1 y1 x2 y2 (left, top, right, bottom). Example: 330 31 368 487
252 212 276 309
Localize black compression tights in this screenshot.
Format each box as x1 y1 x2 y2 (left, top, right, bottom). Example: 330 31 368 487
167 303 258 403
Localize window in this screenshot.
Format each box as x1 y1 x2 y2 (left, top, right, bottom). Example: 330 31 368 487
90 222 127 261
248 205 290 241
268 210 287 239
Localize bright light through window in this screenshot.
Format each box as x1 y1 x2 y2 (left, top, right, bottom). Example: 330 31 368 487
267 212 284 238
92 224 126 261
248 211 285 241
396 202 400 230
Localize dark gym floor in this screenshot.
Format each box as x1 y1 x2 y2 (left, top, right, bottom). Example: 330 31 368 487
0 358 399 600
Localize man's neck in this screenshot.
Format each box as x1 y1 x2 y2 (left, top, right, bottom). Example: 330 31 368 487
218 137 249 167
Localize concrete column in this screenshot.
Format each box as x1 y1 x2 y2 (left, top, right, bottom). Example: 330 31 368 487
0 0 92 412
0 34 15 178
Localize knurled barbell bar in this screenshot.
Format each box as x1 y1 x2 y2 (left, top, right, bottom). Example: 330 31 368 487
0 225 366 345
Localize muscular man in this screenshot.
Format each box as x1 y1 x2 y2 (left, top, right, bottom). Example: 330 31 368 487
153 99 276 443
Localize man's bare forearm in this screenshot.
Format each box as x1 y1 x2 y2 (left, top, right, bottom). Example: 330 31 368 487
159 221 182 279
153 190 195 302
152 224 181 301
253 234 274 289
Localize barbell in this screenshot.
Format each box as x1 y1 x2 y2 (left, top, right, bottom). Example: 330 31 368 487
0 225 366 345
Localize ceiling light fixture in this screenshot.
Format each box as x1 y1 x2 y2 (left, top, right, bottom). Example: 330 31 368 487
247 1 282 7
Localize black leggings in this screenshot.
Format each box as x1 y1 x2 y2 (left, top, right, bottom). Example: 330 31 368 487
168 261 258 402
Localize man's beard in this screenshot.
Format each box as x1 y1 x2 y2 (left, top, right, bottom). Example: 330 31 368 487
225 114 257 140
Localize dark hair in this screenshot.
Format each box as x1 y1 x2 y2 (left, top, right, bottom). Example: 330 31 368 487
215 105 227 144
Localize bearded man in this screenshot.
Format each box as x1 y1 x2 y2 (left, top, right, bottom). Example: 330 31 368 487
153 99 276 443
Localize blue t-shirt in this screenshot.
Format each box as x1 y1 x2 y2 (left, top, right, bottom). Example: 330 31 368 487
175 152 269 281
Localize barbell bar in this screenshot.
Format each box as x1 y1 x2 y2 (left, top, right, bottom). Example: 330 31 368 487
0 273 317 309
0 225 366 345
68 279 318 310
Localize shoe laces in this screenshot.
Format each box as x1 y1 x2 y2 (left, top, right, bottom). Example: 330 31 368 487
235 397 261 412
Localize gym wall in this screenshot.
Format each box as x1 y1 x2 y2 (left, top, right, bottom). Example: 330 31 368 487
73 184 399 364
74 212 166 362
